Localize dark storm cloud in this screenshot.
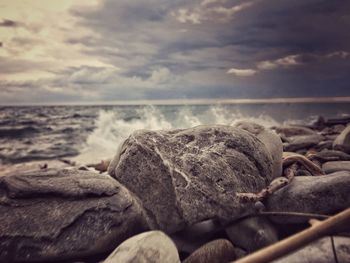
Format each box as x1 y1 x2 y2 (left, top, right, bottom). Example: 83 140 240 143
1 0 349 104
0 19 18 27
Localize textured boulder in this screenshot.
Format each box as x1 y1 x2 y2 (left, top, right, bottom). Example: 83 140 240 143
234 121 283 178
104 231 180 263
322 161 350 173
273 236 350 263
108 125 273 232
333 125 350 153
0 169 149 262
266 171 350 223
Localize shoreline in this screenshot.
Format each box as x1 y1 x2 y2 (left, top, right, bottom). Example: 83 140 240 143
1 96 350 107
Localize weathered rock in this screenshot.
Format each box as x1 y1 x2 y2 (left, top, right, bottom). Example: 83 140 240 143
322 161 350 173
0 169 149 262
108 125 273 233
234 121 283 178
266 171 350 224
0 160 71 176
104 231 180 263
274 125 316 137
183 239 236 263
273 236 350 263
284 134 324 152
326 116 350 126
333 125 350 153
225 217 279 253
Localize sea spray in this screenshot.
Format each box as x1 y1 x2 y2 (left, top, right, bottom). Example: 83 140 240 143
74 105 280 163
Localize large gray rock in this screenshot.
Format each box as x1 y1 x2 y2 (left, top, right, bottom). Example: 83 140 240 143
104 231 180 263
333 125 350 153
322 161 350 173
266 171 350 224
234 121 283 178
108 125 273 233
0 169 149 262
273 236 350 263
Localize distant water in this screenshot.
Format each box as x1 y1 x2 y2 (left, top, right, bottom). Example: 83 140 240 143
0 103 349 165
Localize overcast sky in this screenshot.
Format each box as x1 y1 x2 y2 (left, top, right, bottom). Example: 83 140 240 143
0 0 349 104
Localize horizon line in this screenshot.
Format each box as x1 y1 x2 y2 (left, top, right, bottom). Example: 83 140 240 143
1 96 350 106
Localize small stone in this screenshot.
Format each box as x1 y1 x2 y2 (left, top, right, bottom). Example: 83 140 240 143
284 134 324 152
272 236 350 263
225 217 278 253
322 161 350 173
183 239 236 263
333 125 350 153
104 231 180 263
266 171 350 224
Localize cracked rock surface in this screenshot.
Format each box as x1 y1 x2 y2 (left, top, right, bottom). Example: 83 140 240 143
0 168 149 262
108 125 273 233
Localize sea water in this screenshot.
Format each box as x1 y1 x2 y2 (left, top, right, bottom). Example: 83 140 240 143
0 103 349 165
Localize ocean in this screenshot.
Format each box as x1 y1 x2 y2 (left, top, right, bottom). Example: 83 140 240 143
1 102 350 165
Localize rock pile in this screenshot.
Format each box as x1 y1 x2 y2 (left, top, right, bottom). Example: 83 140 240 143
0 117 349 262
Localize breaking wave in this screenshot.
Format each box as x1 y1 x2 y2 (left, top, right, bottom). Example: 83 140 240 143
74 105 279 163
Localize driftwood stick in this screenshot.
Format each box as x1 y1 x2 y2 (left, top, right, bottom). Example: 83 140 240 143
233 208 350 263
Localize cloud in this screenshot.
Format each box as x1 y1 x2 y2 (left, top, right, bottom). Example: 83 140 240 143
1 0 350 104
227 68 257 77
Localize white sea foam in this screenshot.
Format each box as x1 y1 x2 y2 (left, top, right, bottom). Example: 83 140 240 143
74 105 280 164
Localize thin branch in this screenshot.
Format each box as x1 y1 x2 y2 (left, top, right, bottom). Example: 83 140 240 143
233 208 350 263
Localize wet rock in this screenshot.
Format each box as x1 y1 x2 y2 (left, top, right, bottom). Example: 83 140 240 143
225 217 279 253
322 161 350 173
104 231 180 263
326 115 350 126
108 125 273 233
234 121 283 178
183 239 236 263
0 159 71 176
284 134 324 152
333 125 350 153
266 171 350 224
0 169 149 262
314 140 333 151
274 125 316 137
273 236 350 263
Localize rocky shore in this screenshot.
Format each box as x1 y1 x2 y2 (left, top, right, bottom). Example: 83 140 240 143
1 115 350 262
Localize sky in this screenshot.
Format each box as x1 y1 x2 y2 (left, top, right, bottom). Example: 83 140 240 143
0 0 349 104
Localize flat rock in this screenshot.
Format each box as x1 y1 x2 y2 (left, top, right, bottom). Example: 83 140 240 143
234 121 283 178
274 125 316 137
284 134 324 152
108 125 273 233
225 217 279 253
273 236 350 263
322 161 350 173
0 168 149 262
104 231 180 263
266 171 350 224
333 125 350 153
